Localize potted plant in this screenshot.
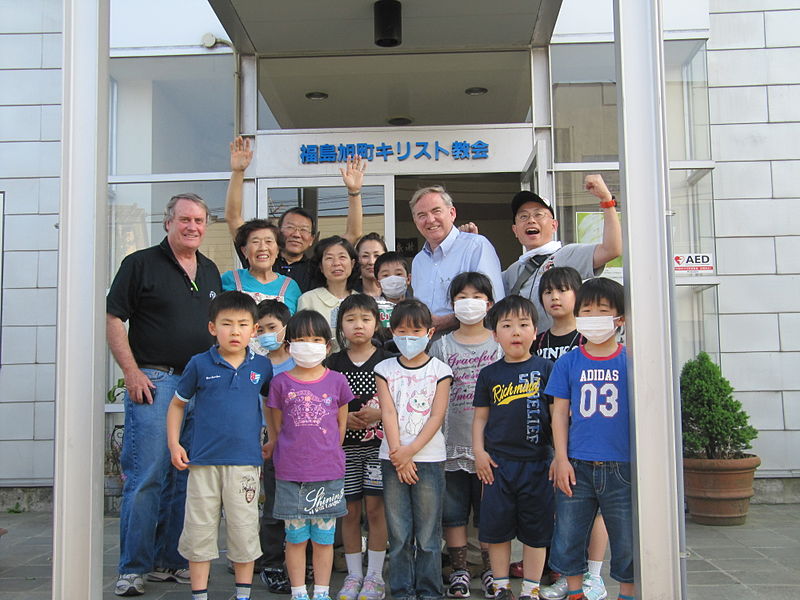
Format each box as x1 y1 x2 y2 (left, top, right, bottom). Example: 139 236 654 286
680 351 760 525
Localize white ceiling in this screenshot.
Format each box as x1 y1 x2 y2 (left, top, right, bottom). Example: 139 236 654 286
208 1 562 129
209 0 561 55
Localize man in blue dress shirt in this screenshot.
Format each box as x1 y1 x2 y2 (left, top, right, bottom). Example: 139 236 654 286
409 185 505 334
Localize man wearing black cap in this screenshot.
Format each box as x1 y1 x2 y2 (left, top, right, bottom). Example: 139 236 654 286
502 174 621 331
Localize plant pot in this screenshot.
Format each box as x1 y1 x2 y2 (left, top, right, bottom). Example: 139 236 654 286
683 454 760 526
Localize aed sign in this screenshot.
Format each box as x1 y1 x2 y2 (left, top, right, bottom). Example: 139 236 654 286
673 253 714 272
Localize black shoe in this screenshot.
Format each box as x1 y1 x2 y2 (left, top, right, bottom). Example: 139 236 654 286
260 567 291 594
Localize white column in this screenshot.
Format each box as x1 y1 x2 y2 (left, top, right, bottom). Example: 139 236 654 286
613 1 686 598
53 1 109 598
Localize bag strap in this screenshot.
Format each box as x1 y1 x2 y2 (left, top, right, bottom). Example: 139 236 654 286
232 269 243 292
509 253 552 296
276 275 291 301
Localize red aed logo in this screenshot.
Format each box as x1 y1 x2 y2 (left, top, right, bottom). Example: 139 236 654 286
673 254 714 272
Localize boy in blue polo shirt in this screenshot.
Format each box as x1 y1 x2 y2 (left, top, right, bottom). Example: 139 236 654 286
473 295 554 600
167 291 273 600
546 278 634 600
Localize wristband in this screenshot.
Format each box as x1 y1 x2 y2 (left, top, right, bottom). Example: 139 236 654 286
347 190 361 197
600 195 616 209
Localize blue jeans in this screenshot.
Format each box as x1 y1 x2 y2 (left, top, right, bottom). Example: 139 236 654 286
549 459 634 584
382 460 445 600
118 369 192 574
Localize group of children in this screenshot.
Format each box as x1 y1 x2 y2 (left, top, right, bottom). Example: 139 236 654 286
164 250 636 600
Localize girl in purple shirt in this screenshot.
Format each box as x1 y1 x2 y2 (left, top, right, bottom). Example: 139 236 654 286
266 310 354 600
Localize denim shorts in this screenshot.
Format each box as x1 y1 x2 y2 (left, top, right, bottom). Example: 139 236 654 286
549 459 634 584
478 457 553 547
272 478 347 521
442 470 482 528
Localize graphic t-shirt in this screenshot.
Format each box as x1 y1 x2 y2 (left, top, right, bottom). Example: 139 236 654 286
326 347 391 448
267 369 354 481
429 332 502 472
176 346 272 466
545 344 629 462
374 357 453 462
534 329 583 363
473 356 553 461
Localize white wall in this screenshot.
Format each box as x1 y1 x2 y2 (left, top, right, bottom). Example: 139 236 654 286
708 0 800 476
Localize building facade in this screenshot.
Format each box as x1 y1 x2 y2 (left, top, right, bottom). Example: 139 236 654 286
0 0 798 499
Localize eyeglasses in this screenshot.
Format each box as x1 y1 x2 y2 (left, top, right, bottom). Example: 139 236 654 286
280 224 313 236
515 210 553 223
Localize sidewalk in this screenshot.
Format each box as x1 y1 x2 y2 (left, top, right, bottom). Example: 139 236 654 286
0 504 799 599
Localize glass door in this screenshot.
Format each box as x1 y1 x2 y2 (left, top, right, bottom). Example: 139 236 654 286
258 176 395 247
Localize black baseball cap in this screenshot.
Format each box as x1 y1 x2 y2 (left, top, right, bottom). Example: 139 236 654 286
511 190 554 221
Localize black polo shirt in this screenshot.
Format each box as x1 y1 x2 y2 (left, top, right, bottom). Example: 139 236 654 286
275 254 313 293
106 237 222 371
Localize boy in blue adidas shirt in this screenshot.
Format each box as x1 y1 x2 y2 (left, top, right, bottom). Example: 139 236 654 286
167 291 273 600
546 278 635 600
472 295 554 600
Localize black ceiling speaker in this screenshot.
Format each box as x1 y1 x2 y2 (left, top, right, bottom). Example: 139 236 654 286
374 0 402 47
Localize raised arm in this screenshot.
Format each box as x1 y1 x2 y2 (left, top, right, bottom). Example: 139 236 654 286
340 156 366 245
225 136 253 239
106 313 155 404
584 174 622 270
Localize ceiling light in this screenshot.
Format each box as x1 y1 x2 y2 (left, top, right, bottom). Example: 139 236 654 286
374 0 402 47
388 116 413 126
465 87 488 96
305 91 329 100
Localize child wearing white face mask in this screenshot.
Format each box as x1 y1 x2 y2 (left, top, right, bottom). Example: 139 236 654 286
429 272 502 600
372 251 412 331
547 278 635 600
265 310 354 600
374 299 453 600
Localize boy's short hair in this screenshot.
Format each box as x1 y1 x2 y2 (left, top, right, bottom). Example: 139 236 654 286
209 290 257 322
286 309 332 343
335 293 382 350
574 277 625 316
485 295 537 331
448 271 494 304
256 299 291 326
389 298 432 331
538 266 583 305
373 251 409 278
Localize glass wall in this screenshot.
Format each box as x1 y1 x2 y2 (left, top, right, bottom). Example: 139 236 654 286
109 54 235 175
551 41 710 163
257 51 532 130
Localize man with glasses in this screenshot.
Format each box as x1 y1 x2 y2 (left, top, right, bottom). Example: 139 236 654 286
225 137 364 293
502 175 622 331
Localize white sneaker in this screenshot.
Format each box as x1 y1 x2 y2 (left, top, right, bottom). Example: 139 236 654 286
147 567 191 584
582 572 607 600
115 573 144 596
538 575 567 600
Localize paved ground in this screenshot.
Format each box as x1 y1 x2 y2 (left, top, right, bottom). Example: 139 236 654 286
1 504 799 599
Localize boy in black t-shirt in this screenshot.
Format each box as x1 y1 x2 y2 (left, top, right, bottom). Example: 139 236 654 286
533 267 584 361
473 296 554 600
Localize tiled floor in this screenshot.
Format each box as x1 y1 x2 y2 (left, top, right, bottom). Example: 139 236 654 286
0 504 799 599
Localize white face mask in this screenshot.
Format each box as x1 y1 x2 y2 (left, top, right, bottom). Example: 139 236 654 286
289 341 327 368
453 298 488 325
380 275 407 299
575 316 619 344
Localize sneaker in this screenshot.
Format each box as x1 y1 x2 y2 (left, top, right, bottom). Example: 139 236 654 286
147 567 190 584
582 573 607 600
479 569 496 599
539 575 568 600
509 561 524 579
447 569 471 598
115 573 144 596
494 588 515 600
518 593 539 600
314 595 333 600
261 567 291 594
358 573 386 600
337 574 364 600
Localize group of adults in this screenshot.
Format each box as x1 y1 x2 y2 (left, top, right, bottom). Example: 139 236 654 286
106 137 621 591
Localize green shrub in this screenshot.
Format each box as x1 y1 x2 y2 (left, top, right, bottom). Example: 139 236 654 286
680 351 758 459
